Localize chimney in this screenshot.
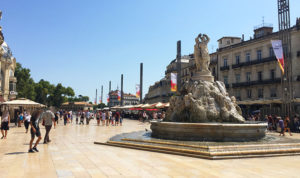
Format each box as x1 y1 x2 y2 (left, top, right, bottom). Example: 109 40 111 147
242 34 244 42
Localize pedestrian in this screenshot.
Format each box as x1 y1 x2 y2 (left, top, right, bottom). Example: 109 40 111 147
76 111 79 124
278 117 285 136
18 112 24 127
101 111 106 126
80 111 85 125
1 109 10 139
115 111 119 126
294 115 300 133
96 111 101 126
28 110 43 153
24 112 31 133
41 109 56 144
86 110 90 125
63 111 68 126
119 111 123 126
54 112 59 125
284 116 292 136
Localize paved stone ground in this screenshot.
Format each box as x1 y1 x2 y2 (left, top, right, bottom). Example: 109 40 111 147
0 119 300 178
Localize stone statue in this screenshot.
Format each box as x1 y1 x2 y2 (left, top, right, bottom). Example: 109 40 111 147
194 33 210 73
165 33 245 123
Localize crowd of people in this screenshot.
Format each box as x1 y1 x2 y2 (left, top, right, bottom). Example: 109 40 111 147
265 114 300 136
138 110 166 122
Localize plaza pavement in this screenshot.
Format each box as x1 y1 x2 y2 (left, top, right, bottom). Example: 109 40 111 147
0 119 300 178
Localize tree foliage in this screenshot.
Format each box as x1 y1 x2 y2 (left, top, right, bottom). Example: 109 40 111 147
14 62 78 107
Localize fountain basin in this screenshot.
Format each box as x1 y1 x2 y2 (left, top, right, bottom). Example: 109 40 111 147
151 121 267 142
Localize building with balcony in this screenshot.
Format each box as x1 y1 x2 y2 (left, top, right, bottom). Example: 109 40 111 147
144 55 191 104
108 90 139 107
210 20 300 116
0 41 17 101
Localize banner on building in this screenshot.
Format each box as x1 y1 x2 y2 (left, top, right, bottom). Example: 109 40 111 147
271 40 285 74
171 72 177 92
136 84 140 98
107 94 109 103
117 90 121 101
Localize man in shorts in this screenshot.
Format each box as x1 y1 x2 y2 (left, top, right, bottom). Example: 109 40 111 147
41 109 55 144
1 110 10 139
29 110 43 153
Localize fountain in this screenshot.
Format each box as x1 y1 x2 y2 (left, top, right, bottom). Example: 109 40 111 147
151 33 267 141
95 34 300 159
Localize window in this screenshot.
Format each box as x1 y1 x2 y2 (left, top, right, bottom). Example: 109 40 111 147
235 55 240 64
270 69 275 80
223 58 228 66
235 74 240 83
236 90 241 100
246 52 251 62
246 72 251 82
270 88 277 97
258 88 264 98
257 71 263 81
269 47 274 57
9 69 14 77
247 89 252 98
257 50 262 60
227 41 230 45
9 82 16 92
224 76 228 85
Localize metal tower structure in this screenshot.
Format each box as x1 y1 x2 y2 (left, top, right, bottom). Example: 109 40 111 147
278 0 293 117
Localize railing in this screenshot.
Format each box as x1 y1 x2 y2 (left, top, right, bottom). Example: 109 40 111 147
232 56 277 69
220 66 230 71
231 78 281 88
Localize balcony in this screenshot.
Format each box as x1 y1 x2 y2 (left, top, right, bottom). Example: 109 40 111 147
231 78 281 88
220 66 230 71
232 56 277 69
210 59 218 65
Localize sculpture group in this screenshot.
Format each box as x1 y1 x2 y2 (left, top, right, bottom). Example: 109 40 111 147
165 33 245 123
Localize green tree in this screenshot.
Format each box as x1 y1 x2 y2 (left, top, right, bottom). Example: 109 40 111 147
34 79 55 105
14 63 36 100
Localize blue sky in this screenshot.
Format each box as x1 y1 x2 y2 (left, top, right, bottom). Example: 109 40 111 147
1 0 299 103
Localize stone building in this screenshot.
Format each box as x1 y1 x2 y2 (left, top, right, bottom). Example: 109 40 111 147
144 55 191 104
145 19 300 116
108 90 139 107
0 12 17 101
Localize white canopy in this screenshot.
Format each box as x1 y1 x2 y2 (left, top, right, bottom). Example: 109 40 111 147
2 98 44 107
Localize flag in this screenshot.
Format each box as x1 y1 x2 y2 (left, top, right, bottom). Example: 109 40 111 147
136 84 140 98
117 90 121 101
107 94 109 103
271 40 284 74
171 73 177 92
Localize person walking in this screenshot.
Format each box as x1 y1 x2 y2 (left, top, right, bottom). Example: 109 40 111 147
86 110 90 125
284 116 292 136
63 111 68 126
41 109 55 144
54 112 59 125
1 109 10 139
96 111 101 126
101 111 106 126
278 117 285 136
18 112 24 127
24 112 31 133
29 110 43 153
79 111 85 125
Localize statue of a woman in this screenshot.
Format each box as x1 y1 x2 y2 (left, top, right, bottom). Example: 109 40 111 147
194 34 210 73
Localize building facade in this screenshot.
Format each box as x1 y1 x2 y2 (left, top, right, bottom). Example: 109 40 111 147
144 55 191 104
0 12 17 101
108 90 139 107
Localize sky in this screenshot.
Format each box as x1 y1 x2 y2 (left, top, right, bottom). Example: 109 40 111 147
1 0 300 103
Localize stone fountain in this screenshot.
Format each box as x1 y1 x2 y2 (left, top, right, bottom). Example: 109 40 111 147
151 34 267 141
96 34 300 159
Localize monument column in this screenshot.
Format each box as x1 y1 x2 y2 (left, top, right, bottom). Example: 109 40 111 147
176 41 181 92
